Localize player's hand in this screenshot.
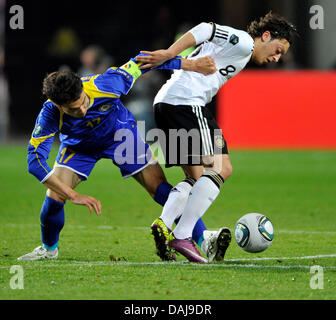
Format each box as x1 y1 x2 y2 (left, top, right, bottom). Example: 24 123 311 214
194 56 217 75
136 50 172 69
70 192 102 215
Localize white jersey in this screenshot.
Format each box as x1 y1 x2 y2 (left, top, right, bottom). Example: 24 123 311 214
154 23 254 107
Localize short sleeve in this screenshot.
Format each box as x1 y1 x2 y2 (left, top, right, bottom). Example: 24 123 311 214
210 24 255 57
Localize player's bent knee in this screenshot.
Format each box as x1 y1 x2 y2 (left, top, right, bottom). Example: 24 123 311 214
218 155 233 180
213 159 233 180
221 163 233 180
46 189 66 204
204 155 233 180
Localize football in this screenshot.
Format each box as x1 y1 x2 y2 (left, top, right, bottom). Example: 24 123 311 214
234 213 274 253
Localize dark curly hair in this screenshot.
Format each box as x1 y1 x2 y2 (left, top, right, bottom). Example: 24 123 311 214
247 11 298 44
42 70 83 106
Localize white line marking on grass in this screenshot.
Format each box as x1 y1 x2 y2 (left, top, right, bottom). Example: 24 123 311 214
1 254 335 270
1 262 335 270
34 263 336 270
227 254 336 262
277 230 336 235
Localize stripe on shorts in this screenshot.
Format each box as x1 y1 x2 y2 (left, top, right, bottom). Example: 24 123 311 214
191 105 213 155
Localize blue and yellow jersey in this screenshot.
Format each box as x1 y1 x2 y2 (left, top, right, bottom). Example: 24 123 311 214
27 54 182 183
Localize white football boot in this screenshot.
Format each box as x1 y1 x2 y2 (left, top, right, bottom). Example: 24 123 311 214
17 245 58 261
201 228 231 262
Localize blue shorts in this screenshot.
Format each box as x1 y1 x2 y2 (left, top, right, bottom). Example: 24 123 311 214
54 121 153 180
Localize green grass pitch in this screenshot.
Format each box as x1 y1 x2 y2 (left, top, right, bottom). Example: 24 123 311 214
0 145 335 300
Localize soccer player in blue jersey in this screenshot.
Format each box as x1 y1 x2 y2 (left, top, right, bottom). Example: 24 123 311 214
17 53 220 261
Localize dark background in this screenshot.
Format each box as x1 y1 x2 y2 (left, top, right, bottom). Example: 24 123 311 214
3 0 316 137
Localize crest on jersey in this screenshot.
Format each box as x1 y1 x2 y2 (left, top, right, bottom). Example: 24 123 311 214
229 34 239 45
33 125 43 137
99 104 113 112
214 135 225 149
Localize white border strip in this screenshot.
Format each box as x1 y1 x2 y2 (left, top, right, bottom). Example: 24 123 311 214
54 164 88 180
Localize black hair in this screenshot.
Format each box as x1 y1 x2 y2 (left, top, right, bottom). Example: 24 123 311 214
247 11 298 44
42 70 83 106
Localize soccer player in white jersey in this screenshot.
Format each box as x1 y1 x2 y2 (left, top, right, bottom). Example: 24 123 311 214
136 12 298 263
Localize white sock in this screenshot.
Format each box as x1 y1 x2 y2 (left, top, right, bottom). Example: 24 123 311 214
173 171 224 239
160 178 195 230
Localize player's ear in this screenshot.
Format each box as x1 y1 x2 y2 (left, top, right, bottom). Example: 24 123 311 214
261 31 271 42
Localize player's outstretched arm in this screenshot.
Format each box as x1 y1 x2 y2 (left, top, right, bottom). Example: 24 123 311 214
112 52 215 97
136 22 214 69
181 56 217 75
132 53 216 76
136 32 196 69
43 174 102 215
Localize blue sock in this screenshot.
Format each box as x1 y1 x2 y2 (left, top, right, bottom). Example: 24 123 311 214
193 218 207 246
153 182 173 206
43 242 59 250
40 195 65 248
197 233 205 248
174 216 206 245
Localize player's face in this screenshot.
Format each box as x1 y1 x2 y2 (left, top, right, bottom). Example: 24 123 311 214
61 90 90 118
252 32 290 65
